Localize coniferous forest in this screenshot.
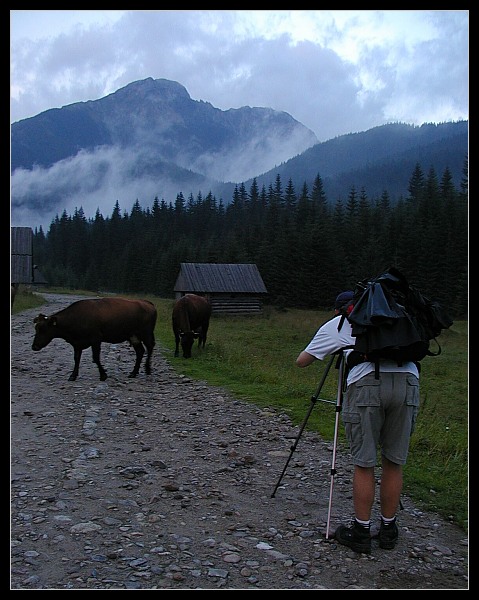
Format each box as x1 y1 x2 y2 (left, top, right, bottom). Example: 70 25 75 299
32 158 469 318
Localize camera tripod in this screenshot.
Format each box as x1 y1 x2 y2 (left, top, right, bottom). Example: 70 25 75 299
271 350 346 539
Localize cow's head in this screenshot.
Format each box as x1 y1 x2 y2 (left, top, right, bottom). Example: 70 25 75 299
32 314 57 350
180 331 195 358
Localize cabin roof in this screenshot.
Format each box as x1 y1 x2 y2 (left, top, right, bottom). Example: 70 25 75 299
174 263 268 294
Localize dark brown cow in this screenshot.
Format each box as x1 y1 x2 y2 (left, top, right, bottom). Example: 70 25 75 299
172 294 212 358
32 297 157 381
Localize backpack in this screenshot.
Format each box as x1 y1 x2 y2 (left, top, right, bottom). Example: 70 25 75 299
338 267 453 377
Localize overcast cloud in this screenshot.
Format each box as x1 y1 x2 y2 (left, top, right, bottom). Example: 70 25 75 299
11 10 469 141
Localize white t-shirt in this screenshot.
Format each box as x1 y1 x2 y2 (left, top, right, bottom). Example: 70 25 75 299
303 315 420 385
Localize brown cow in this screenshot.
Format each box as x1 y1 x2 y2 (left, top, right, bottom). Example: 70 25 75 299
172 294 212 358
32 297 157 381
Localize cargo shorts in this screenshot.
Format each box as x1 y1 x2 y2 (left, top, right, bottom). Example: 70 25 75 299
341 371 420 467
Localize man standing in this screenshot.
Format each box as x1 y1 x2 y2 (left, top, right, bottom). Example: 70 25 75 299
295 291 420 553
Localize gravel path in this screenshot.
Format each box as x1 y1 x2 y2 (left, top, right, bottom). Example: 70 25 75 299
10 294 469 590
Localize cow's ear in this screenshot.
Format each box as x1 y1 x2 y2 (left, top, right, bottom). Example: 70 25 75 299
34 314 46 323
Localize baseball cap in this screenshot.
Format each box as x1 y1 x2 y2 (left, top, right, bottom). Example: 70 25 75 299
334 290 354 310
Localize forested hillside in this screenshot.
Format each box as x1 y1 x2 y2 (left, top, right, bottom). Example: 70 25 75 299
242 121 468 202
33 158 468 318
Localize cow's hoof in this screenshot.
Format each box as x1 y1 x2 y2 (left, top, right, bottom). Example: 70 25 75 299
68 375 77 381
100 374 108 381
128 373 138 379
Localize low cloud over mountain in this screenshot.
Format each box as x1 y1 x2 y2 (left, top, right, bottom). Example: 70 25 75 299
11 78 317 229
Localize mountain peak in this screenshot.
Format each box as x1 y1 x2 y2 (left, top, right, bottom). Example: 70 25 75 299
113 77 192 103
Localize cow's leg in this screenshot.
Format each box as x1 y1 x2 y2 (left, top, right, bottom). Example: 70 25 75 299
91 343 108 381
174 331 180 357
201 323 209 349
11 283 19 308
69 347 83 381
143 335 155 375
195 328 202 348
129 338 145 378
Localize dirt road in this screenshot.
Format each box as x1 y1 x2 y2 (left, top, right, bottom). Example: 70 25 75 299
11 294 468 589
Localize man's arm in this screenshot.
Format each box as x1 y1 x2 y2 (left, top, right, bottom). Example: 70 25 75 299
296 351 317 368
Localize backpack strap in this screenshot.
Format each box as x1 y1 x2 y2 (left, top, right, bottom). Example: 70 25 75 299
346 350 381 379
427 338 442 357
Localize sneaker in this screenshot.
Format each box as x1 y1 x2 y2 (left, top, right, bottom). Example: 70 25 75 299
335 520 371 554
379 519 398 549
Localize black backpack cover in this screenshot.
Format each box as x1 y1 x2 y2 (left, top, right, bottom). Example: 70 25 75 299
342 267 453 376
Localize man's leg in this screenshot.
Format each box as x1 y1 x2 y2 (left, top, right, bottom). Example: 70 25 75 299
377 456 402 549
335 464 375 553
353 465 375 520
379 456 402 518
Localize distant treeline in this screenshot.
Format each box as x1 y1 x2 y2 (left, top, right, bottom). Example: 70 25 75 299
33 159 468 318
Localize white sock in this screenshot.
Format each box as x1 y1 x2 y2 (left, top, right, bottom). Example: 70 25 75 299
355 517 370 528
381 515 396 525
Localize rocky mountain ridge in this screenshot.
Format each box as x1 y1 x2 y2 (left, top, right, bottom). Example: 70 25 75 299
10 78 467 231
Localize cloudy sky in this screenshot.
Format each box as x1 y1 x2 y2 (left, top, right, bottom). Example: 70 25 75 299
10 10 469 142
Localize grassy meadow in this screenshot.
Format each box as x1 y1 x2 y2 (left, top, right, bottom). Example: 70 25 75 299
12 287 468 532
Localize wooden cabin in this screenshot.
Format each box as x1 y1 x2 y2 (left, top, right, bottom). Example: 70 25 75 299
11 227 34 285
11 227 47 306
173 262 268 314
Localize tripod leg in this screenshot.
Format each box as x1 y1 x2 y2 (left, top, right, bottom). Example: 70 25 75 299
271 354 336 498
325 353 345 539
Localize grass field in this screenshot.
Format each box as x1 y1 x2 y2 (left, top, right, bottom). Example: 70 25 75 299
12 287 468 532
